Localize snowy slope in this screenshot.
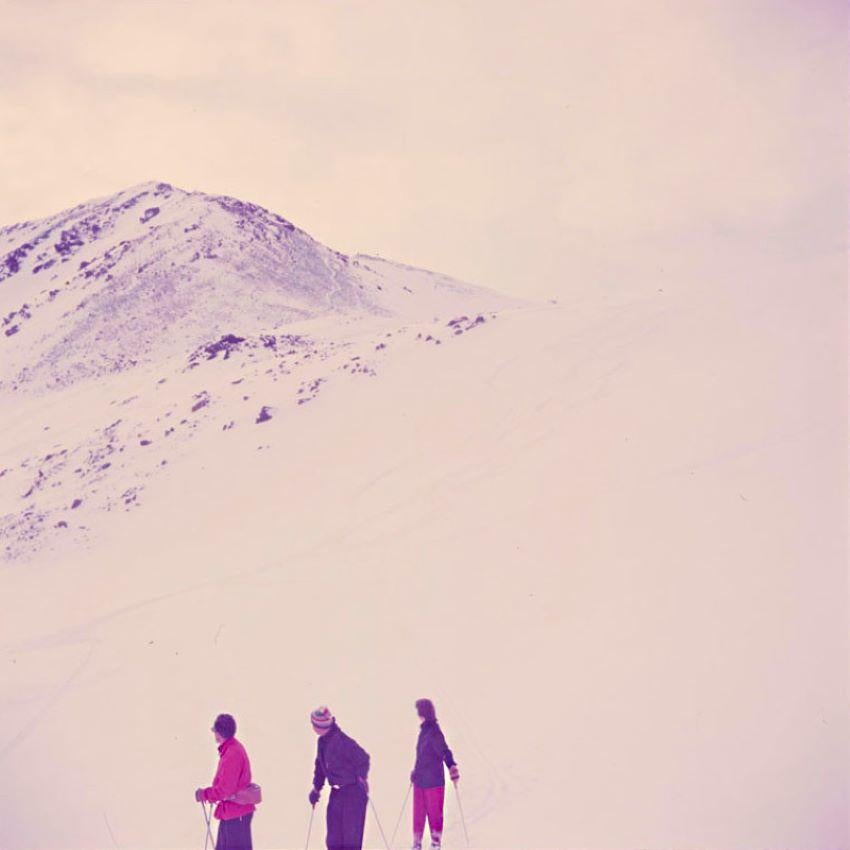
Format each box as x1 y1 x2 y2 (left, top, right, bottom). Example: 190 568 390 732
0 183 514 560
0 188 845 850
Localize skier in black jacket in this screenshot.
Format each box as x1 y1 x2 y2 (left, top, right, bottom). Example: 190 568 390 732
410 699 459 850
308 706 370 850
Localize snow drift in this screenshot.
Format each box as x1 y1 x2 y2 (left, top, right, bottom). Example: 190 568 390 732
0 184 845 850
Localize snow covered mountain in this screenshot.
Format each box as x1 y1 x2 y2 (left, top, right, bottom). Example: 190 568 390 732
0 181 509 392
0 182 514 560
0 185 844 850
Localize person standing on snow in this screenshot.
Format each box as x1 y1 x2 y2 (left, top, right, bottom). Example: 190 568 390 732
308 706 371 850
195 713 255 850
410 699 459 850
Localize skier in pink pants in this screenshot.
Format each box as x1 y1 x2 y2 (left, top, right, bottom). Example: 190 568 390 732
410 699 459 850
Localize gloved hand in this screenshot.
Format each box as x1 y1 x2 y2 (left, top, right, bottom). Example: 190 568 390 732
410 770 415 783
309 788 321 806
449 765 460 782
358 776 369 796
195 788 207 802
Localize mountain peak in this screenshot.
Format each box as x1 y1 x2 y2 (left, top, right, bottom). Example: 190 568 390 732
0 185 513 392
113 179 178 195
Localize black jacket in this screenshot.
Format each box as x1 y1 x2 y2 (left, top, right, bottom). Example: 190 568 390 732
313 724 370 790
412 719 455 789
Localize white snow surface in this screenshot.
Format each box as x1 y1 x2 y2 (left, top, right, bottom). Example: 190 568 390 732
0 185 846 849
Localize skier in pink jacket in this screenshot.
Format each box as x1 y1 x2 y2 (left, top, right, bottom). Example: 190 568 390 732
195 713 255 849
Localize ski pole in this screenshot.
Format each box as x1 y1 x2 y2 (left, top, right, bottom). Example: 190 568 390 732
389 783 412 849
452 780 470 848
368 796 392 850
305 804 316 850
200 801 215 850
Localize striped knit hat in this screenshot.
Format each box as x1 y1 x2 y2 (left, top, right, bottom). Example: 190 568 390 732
311 706 334 732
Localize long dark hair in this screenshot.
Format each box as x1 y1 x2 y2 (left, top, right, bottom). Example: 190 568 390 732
415 698 436 722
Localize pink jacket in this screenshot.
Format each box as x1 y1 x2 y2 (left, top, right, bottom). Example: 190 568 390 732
203 737 255 820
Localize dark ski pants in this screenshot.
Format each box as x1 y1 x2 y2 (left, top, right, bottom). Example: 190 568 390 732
326 783 367 850
413 785 445 844
216 812 253 850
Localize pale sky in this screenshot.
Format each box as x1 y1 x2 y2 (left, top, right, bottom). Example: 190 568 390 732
0 0 846 298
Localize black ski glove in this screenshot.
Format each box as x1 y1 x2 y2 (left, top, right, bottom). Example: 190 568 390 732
309 788 321 806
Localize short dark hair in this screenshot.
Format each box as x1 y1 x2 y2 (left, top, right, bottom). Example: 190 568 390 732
415 699 436 721
213 713 237 739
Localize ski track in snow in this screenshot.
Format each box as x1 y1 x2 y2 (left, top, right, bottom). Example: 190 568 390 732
0 639 97 763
